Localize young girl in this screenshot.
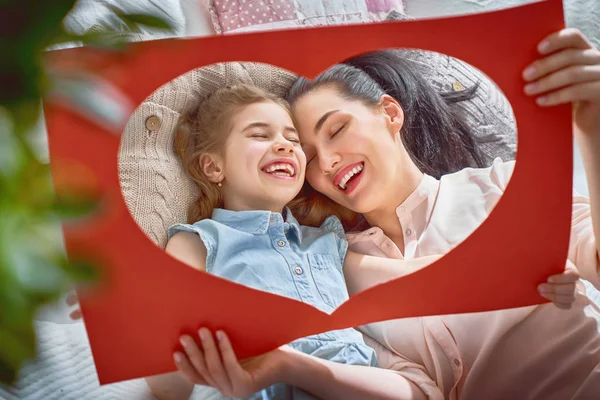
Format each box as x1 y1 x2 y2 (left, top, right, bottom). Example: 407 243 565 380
144 83 577 400
145 84 445 400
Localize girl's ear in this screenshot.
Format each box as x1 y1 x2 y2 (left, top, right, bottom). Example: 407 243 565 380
380 94 405 135
199 153 224 183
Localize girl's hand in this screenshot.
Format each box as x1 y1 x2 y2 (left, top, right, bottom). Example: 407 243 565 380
523 28 600 136
175 328 289 398
538 260 580 309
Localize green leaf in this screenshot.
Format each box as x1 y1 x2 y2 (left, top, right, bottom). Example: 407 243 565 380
0 323 36 370
0 358 17 386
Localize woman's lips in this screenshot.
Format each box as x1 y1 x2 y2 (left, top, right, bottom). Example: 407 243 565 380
333 162 364 188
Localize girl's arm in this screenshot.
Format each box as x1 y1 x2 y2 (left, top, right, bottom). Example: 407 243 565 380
523 28 600 286
145 232 208 400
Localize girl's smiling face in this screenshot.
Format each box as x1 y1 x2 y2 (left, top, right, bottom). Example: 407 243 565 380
216 101 306 212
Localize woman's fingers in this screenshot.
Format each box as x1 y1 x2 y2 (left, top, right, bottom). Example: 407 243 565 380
539 282 578 294
533 81 600 106
199 328 233 395
69 309 82 320
547 266 581 284
524 65 600 96
216 331 249 390
538 278 578 309
174 351 209 385
66 291 78 306
179 335 218 388
537 28 593 55
524 48 600 82
539 291 577 309
66 291 83 320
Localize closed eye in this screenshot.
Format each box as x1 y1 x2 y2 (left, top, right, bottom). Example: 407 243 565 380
331 123 346 138
250 133 269 139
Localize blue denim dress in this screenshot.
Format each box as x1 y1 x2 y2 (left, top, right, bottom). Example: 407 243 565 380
168 207 377 400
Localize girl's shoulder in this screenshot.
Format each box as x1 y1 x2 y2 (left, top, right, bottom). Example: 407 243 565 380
167 219 217 241
298 214 346 240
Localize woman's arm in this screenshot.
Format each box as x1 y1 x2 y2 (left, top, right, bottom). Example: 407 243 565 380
575 126 600 283
174 328 437 400
523 28 600 286
280 346 431 400
145 232 209 400
343 251 440 295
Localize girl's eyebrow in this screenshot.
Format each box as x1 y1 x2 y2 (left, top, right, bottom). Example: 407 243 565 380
241 122 297 133
241 122 270 132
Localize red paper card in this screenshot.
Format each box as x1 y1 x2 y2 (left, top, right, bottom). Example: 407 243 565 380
44 0 571 385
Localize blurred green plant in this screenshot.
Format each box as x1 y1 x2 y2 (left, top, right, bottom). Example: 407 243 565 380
0 0 173 385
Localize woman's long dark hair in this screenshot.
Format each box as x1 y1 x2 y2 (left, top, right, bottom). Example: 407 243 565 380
287 49 485 179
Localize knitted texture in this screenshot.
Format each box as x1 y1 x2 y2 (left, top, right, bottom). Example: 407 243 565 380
118 62 297 248
118 59 515 248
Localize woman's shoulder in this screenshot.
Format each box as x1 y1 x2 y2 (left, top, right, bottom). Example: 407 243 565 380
441 157 515 191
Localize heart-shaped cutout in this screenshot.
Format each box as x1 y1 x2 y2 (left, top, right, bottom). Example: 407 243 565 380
44 0 571 384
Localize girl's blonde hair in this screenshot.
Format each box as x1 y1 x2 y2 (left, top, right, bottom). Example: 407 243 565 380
174 84 292 223
288 183 359 230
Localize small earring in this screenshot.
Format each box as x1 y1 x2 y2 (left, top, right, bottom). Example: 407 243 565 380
217 182 222 187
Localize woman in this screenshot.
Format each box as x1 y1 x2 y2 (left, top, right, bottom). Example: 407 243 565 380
169 28 599 399
285 28 600 399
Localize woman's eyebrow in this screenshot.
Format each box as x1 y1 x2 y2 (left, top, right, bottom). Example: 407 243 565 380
314 110 340 134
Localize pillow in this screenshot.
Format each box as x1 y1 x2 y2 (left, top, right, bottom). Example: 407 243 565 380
48 0 187 51
118 62 297 248
119 56 516 248
206 0 406 34
396 49 517 165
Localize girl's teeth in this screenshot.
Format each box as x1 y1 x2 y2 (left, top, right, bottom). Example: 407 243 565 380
265 163 295 176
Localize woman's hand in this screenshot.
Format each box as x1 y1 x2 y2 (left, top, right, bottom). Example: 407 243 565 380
523 28 600 136
175 328 290 398
66 290 82 320
537 260 580 309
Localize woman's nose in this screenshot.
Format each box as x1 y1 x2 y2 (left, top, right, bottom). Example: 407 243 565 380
319 152 340 175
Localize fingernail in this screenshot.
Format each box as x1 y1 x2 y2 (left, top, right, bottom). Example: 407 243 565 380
216 331 224 342
536 96 548 105
199 328 208 341
180 337 189 348
538 40 550 53
523 66 536 79
524 83 537 94
174 353 182 364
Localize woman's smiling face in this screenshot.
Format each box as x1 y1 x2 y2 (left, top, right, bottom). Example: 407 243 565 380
292 86 409 214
